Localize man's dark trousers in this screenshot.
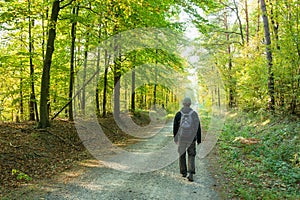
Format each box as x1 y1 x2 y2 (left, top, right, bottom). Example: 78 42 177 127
178 140 196 175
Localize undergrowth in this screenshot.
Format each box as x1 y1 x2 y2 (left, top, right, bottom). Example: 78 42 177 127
216 111 300 199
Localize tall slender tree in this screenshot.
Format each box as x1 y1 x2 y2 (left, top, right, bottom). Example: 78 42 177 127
38 0 60 128
68 5 79 121
27 0 39 121
260 0 275 111
38 0 74 128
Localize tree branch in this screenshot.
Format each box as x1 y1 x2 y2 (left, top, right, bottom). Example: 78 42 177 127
60 0 74 9
215 30 242 35
51 68 100 120
78 6 114 22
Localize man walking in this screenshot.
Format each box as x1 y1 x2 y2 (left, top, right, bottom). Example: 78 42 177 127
173 97 201 182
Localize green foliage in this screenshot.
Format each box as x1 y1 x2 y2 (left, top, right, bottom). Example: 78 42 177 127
11 169 32 181
0 0 188 121
202 0 300 113
0 0 299 121
217 112 300 199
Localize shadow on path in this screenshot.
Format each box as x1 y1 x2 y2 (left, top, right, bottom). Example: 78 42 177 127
41 122 220 200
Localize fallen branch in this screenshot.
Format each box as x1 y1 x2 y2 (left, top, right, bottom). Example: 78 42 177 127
33 151 49 158
9 142 21 148
233 137 261 145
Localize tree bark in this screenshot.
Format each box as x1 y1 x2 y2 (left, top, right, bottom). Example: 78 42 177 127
113 44 121 118
20 67 23 121
224 12 234 108
153 49 158 110
41 0 49 62
102 50 109 117
81 32 89 116
233 0 245 45
38 0 60 128
95 46 101 117
28 0 39 121
131 65 135 112
260 0 275 111
68 6 79 121
245 0 249 45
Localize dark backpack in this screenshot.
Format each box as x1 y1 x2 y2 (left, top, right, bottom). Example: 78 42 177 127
179 110 194 139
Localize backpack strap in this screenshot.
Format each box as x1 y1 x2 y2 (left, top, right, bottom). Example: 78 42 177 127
188 110 194 115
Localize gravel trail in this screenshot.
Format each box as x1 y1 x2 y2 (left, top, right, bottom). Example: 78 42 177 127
42 122 220 200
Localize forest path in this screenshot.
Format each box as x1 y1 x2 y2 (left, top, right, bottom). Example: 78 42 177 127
39 122 220 200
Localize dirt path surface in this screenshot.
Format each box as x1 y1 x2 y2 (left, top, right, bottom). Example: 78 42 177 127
39 122 220 200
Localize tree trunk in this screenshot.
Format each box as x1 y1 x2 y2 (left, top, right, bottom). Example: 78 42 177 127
260 0 275 111
153 83 157 110
233 0 245 45
51 69 100 120
68 6 78 121
131 65 135 112
20 69 23 121
224 12 234 108
28 0 39 121
38 0 60 128
102 50 109 117
28 0 34 121
95 25 102 117
41 0 49 62
256 0 261 49
81 32 89 115
153 49 158 110
269 1 280 50
245 0 249 45
113 44 121 118
75 37 81 113
95 45 101 117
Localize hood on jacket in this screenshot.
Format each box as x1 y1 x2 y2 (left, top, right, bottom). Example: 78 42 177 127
180 106 193 114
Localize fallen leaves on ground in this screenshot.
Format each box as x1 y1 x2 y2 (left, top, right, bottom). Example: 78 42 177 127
0 117 135 196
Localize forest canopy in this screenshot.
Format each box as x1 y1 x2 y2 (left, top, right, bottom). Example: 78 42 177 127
0 0 299 126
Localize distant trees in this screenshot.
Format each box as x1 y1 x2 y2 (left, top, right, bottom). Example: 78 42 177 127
202 0 299 113
0 0 299 124
0 0 187 124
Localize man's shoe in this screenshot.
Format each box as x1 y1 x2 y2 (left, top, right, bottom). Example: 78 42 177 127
182 173 187 177
187 173 193 182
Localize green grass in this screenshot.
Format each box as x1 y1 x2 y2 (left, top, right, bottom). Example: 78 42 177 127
216 111 300 200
